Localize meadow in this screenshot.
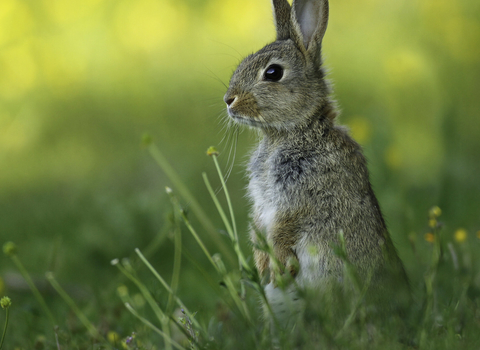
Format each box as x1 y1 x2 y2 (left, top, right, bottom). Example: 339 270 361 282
0 0 479 348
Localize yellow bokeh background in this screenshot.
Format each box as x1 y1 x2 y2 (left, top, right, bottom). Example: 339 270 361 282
0 0 479 313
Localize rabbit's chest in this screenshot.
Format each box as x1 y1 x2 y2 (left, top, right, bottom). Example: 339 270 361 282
247 149 281 232
248 171 277 232
248 149 303 232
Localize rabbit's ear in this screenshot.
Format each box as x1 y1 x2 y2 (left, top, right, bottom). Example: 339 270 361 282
291 0 329 58
272 0 293 41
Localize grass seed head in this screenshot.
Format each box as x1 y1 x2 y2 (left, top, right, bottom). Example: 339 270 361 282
2 242 17 257
206 146 219 156
0 296 11 309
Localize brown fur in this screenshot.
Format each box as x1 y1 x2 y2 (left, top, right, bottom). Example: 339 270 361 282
224 0 410 323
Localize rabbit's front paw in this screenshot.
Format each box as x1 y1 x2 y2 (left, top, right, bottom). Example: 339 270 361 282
270 249 299 287
286 255 300 278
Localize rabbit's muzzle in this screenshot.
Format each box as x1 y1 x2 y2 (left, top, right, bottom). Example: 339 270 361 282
224 91 264 127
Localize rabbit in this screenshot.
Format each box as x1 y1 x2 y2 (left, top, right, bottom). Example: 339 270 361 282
223 0 410 328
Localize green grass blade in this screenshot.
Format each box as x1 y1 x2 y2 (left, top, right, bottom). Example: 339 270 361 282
124 303 187 350
10 255 57 326
203 172 251 272
211 153 238 245
45 272 102 340
146 142 235 266
166 188 182 316
0 306 9 350
134 248 202 331
180 210 218 270
202 172 234 239
112 260 173 350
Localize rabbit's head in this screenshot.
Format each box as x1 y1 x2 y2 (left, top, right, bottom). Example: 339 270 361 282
224 0 333 131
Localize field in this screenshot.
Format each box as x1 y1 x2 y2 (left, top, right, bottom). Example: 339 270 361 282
0 0 479 348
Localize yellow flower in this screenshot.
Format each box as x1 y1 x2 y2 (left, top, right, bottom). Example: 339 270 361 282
429 206 442 219
424 233 435 243
476 231 480 239
454 228 467 243
429 219 437 228
107 331 121 344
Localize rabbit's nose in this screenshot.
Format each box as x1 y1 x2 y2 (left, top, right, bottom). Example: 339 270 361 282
224 95 236 107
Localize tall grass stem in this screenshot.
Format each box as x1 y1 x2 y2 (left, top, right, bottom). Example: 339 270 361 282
0 308 8 350
10 255 57 326
124 303 187 350
202 173 250 272
166 191 183 316
147 143 235 265
134 248 202 330
45 272 102 340
180 211 217 270
113 261 173 350
211 154 238 246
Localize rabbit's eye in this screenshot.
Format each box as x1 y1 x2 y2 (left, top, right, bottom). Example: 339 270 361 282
263 64 283 82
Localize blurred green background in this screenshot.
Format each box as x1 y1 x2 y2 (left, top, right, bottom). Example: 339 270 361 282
0 0 479 339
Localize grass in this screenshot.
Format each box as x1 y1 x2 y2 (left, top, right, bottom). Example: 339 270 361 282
1 141 480 349
0 296 11 350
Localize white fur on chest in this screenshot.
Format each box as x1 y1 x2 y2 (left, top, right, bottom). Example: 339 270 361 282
248 175 276 233
258 205 276 231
